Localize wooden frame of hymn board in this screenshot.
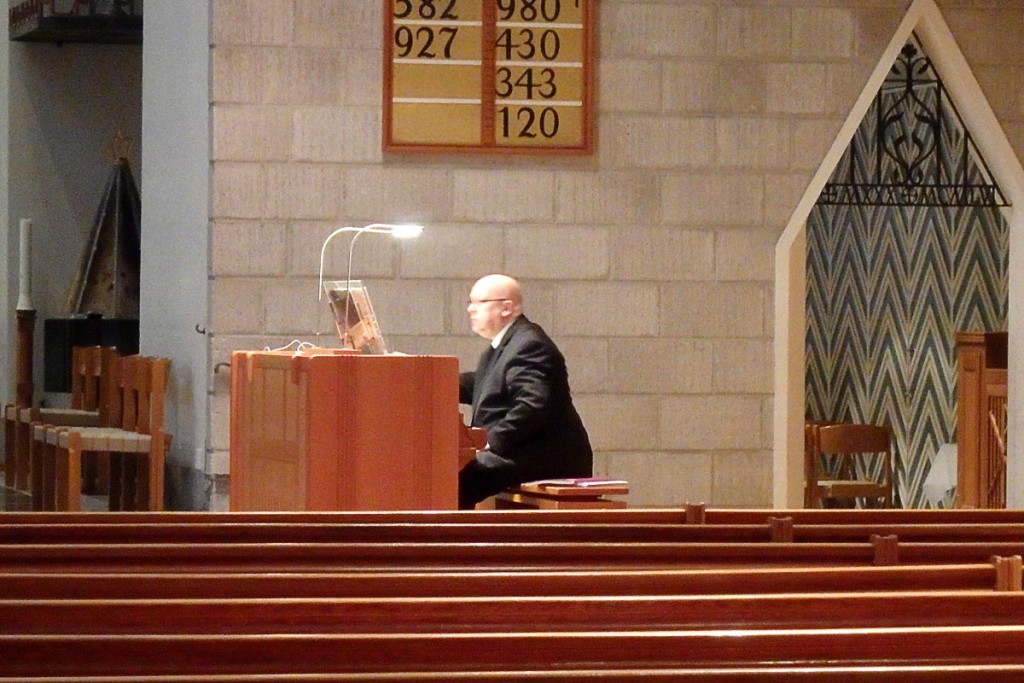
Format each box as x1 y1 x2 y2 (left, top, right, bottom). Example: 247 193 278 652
383 0 595 155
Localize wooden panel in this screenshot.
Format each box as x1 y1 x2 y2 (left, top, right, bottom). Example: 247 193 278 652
231 354 307 510
956 338 984 507
956 331 1008 509
230 351 460 511
985 383 1007 508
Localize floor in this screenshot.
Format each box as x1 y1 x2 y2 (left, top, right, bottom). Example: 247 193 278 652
0 470 31 511
0 469 107 512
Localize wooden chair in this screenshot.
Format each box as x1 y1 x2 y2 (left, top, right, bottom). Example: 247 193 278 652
807 423 895 509
803 420 840 508
2 346 111 495
33 354 170 511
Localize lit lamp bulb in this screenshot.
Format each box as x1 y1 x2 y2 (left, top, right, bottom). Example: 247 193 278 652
387 223 425 240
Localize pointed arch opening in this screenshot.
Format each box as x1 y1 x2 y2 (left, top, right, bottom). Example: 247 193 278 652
773 0 1024 508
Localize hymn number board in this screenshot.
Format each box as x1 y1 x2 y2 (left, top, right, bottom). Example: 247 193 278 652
384 0 594 154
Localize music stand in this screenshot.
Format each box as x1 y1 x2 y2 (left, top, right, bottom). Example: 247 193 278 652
322 279 387 354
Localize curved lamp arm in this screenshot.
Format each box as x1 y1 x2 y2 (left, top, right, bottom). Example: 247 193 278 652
317 222 423 349
317 223 423 301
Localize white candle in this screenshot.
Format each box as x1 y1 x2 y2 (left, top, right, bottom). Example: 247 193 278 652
16 218 33 311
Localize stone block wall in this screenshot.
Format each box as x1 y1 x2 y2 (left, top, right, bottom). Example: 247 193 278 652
207 0 1024 509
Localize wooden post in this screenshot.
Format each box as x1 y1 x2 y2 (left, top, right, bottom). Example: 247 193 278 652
15 309 35 408
871 534 899 566
994 555 1023 592
769 516 794 543
684 502 706 524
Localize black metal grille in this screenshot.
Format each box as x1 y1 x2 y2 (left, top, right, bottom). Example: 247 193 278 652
821 38 1008 208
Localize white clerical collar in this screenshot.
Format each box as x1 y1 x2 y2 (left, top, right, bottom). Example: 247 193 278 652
491 318 515 348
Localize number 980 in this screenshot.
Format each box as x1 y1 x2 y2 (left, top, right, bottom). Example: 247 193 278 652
496 0 563 22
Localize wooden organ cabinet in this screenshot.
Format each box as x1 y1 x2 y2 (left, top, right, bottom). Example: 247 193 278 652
956 331 1008 508
229 350 461 511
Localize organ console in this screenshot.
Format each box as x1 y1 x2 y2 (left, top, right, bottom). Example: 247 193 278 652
230 349 466 511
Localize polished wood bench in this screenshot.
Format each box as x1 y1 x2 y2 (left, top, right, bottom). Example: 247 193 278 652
694 506 1024 525
7 505 1024 525
4 625 1024 678
7 518 1024 545
3 512 1024 681
2 537 1024 572
3 560 1019 599
0 520 771 544
6 590 1024 635
9 505 1024 526
3 560 1022 681
1 665 1022 682
0 510 693 528
0 539 880 572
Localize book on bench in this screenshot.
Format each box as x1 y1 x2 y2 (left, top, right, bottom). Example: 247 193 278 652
519 477 630 497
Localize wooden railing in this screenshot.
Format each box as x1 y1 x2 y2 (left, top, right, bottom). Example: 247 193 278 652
956 331 1008 507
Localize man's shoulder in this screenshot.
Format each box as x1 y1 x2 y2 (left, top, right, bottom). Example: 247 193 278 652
503 317 562 358
508 315 552 342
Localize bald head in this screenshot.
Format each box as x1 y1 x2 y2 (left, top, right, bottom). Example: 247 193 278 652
467 274 524 340
474 274 522 309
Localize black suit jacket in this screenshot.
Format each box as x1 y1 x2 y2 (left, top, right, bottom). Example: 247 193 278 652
459 315 592 480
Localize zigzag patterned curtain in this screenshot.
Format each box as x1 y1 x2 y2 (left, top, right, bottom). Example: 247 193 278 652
805 39 1008 509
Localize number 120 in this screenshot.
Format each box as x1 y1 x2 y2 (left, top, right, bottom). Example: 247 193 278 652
498 106 560 139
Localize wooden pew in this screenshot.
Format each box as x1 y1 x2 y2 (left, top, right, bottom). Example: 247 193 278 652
5 591 1024 635
0 521 774 544
1 561 1015 599
5 668 1022 683
0 539 877 572
2 665 1023 682
0 509 696 524
8 505 1024 526
3 512 1023 681
6 519 1024 545
1 537 1024 572
4 625 1024 678
697 506 1024 525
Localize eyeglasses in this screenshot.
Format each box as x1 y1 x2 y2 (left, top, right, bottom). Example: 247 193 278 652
467 298 510 307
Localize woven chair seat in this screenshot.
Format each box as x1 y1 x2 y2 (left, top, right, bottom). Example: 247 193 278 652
50 427 152 453
21 407 100 428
